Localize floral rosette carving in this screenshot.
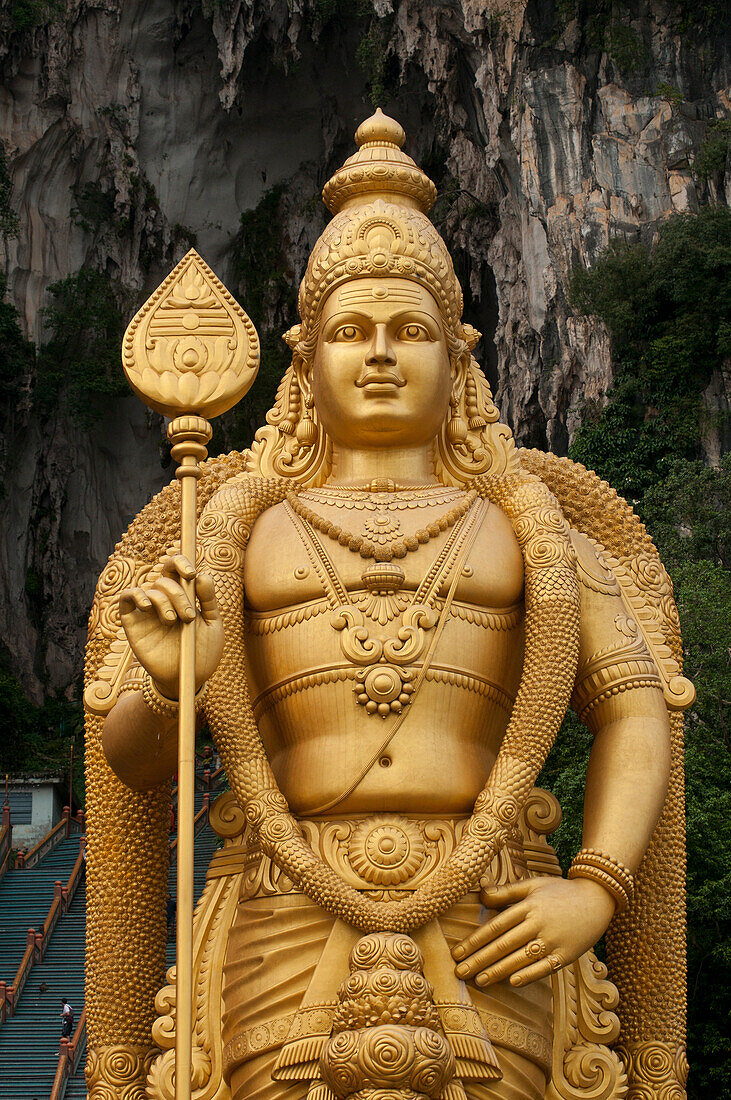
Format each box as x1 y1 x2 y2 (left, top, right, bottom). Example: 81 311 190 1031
348 816 427 886
86 1044 158 1099
615 1041 688 1099
321 933 455 1100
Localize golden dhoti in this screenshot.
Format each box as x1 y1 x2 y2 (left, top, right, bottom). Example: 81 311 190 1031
220 815 553 1100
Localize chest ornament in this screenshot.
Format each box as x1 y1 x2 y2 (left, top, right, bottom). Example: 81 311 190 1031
285 495 483 718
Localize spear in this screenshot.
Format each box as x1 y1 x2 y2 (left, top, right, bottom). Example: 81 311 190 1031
122 249 259 1099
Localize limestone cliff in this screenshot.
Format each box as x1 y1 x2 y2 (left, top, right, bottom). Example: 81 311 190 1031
0 0 728 698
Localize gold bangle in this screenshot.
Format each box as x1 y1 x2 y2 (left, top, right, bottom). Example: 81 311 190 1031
141 672 208 720
568 847 635 912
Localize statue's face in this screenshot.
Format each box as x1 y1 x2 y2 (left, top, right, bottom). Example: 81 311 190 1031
310 278 452 450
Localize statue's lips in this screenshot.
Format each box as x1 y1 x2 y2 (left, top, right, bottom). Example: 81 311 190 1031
356 372 407 393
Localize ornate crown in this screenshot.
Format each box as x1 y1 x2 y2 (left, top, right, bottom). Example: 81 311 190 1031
294 109 468 341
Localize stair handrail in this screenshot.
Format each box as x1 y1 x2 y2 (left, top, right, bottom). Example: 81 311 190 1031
18 805 73 870
39 882 65 959
5 928 37 1018
0 839 86 1028
210 764 227 787
50 1008 87 1100
69 1007 87 1075
0 803 11 882
63 837 86 911
50 1038 71 1100
169 795 209 858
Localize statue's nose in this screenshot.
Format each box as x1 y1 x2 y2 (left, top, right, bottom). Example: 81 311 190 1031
365 323 396 366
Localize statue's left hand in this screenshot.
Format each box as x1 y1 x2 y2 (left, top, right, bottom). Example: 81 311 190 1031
451 876 616 988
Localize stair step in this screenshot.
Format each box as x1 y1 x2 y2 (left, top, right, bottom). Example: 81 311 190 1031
0 813 220 1090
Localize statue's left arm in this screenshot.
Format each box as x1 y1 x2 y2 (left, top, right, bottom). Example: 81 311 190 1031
453 531 671 988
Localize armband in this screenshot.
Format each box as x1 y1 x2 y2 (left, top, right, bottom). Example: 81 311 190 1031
141 670 208 720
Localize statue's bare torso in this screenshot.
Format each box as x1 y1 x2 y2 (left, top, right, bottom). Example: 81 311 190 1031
243 494 525 816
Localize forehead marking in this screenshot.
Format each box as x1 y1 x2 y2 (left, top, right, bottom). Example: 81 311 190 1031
336 284 424 305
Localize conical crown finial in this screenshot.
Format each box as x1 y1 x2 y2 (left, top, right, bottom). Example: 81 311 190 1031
322 110 437 215
354 108 405 149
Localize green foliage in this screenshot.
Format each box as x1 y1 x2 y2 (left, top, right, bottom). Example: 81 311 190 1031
0 668 38 770
551 1 726 61
604 22 649 73
308 1 394 107
0 274 35 413
34 267 130 427
693 118 731 185
642 457 731 567
0 650 84 800
70 181 116 236
569 207 731 501
551 2 649 69
0 143 19 241
228 186 298 451
7 0 64 30
565 212 731 1094
356 16 394 108
655 82 685 105
538 711 592 873
649 469 731 1096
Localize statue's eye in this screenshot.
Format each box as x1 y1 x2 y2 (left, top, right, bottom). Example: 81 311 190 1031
399 324 428 341
334 325 362 341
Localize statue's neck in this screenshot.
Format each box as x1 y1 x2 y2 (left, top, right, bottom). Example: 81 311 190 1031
327 443 438 487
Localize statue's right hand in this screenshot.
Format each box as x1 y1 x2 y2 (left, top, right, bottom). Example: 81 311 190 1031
118 554 224 699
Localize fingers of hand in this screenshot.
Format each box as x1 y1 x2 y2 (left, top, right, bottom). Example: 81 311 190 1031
470 945 545 988
155 577 195 622
119 587 153 618
195 573 221 623
509 955 562 988
160 554 195 582
452 903 526 962
479 879 532 907
454 922 535 980
144 586 184 626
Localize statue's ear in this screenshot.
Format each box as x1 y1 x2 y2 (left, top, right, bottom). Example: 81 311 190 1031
295 353 313 408
449 346 470 404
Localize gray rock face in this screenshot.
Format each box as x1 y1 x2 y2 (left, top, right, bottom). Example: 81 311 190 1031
0 0 728 697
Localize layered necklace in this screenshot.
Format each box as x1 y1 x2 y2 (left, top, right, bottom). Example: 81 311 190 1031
287 482 477 564
284 490 485 717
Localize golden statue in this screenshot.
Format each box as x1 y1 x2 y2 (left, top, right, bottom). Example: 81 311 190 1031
83 111 694 1100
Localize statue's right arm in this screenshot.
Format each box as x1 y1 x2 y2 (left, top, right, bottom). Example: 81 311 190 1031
102 554 224 792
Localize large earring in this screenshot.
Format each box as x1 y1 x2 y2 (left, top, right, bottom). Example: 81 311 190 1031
281 372 301 436
465 369 487 431
446 394 468 445
296 392 317 446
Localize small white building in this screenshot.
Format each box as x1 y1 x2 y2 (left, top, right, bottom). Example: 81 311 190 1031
6 773 66 850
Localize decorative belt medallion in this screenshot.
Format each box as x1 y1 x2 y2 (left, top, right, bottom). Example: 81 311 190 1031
348 815 427 885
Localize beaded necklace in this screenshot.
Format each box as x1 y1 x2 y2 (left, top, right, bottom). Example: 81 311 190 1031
286 488 477 563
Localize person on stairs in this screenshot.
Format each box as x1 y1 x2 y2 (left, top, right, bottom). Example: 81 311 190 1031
60 997 74 1039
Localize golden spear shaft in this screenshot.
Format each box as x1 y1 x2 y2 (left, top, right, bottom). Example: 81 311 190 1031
169 415 212 1098
122 251 259 1099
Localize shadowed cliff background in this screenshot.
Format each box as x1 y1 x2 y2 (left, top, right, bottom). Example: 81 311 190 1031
0 0 728 1092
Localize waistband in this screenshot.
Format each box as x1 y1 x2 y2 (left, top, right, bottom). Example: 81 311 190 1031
207 811 531 901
